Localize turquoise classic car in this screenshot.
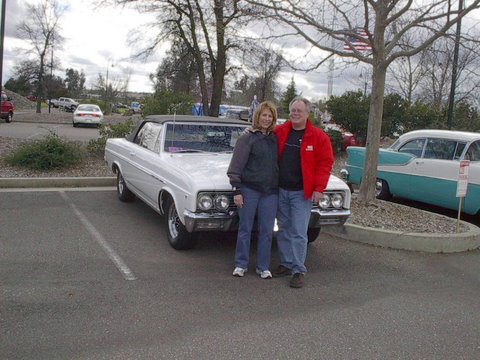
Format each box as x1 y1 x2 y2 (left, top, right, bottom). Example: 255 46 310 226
342 130 480 216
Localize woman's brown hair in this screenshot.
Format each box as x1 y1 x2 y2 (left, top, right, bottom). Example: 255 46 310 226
252 101 278 133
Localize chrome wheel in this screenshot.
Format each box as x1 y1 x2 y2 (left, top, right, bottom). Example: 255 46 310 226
116 170 134 202
375 179 391 200
167 203 180 240
164 197 196 250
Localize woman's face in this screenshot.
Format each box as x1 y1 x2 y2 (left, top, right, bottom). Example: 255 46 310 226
259 108 274 132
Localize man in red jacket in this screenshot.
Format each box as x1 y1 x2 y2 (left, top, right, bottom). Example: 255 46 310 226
273 96 334 288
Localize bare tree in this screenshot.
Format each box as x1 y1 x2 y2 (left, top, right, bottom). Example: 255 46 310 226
388 35 480 113
17 0 65 113
387 52 428 104
417 36 480 110
103 0 251 117
246 0 480 203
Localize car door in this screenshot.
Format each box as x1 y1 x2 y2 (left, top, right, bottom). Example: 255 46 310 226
409 138 464 209
127 122 164 208
387 137 427 200
463 140 480 215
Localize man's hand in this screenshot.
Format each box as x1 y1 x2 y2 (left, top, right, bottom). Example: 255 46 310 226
312 191 323 204
234 194 244 208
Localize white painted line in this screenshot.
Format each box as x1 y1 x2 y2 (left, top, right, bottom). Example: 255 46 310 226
26 124 64 139
0 187 116 193
60 191 137 281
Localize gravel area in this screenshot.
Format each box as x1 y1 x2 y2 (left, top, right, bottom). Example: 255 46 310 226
0 111 469 234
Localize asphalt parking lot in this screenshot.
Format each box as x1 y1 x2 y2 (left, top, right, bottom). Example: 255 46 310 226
1 189 480 359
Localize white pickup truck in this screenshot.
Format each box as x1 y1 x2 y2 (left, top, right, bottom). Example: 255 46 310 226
50 97 79 112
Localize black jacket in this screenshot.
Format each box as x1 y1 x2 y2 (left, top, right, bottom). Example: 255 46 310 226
227 130 279 195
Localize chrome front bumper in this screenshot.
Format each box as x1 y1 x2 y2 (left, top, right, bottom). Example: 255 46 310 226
183 210 238 232
308 208 351 228
184 207 351 233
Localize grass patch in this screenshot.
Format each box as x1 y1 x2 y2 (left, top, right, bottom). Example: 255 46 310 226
5 132 85 170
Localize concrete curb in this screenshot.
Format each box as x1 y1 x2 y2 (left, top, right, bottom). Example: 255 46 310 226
324 220 480 253
0 177 116 188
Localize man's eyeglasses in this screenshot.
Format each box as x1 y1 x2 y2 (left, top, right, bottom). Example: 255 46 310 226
290 108 305 114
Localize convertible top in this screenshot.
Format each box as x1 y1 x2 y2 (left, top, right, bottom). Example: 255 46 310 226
127 115 249 142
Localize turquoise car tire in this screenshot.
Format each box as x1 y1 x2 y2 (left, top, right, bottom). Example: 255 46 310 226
375 179 391 200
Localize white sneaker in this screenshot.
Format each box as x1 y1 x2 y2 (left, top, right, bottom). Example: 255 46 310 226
233 267 247 277
256 269 272 279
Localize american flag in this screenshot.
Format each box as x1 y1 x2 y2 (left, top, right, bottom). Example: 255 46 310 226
343 28 372 52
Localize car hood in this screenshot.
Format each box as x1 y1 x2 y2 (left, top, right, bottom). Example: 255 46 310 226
164 153 232 189
164 153 349 192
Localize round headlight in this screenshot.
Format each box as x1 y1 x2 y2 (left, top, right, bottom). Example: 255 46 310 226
214 194 230 211
331 193 344 209
198 194 213 210
318 194 331 209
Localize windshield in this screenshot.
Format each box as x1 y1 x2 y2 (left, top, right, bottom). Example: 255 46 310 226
164 123 247 153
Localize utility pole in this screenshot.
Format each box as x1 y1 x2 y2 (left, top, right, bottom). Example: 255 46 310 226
447 0 463 129
0 0 6 96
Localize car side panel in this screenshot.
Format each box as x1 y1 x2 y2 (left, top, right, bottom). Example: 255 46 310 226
346 146 480 216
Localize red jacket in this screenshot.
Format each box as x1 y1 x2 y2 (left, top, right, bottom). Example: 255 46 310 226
275 120 334 199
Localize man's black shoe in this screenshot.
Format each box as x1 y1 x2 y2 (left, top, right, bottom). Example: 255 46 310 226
273 265 292 277
290 273 305 288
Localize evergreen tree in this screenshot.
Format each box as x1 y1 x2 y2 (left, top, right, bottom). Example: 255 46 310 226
279 77 298 117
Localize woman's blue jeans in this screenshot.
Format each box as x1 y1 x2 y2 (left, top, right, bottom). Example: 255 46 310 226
276 188 312 274
235 186 278 271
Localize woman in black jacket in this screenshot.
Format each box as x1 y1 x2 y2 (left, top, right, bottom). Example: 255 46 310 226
227 101 279 279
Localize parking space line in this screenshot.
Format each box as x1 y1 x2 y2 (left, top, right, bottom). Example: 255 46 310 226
26 124 64 139
60 191 137 281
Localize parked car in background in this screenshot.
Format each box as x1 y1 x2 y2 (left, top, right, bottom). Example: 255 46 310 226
342 129 480 217
72 104 104 127
224 106 250 121
50 97 79 112
324 123 357 151
1 91 14 123
105 115 351 250
130 101 143 114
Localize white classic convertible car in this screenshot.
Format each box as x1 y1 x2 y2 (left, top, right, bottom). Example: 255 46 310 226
105 115 351 250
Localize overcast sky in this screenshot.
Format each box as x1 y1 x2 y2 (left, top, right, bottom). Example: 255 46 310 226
3 1 479 101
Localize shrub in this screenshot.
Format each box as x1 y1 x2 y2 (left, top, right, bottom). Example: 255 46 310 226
325 128 343 155
5 132 85 170
87 119 136 155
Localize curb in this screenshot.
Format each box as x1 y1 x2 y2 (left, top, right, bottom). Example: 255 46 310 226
324 220 480 253
0 177 116 188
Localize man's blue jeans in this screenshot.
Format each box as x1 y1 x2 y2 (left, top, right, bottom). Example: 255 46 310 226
276 188 312 274
235 186 278 271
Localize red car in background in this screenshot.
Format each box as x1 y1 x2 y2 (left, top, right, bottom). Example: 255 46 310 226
1 91 14 123
324 123 358 151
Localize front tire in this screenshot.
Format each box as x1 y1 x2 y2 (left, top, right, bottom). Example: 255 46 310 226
307 227 320 243
117 170 135 202
5 112 13 123
375 179 391 200
165 197 196 250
